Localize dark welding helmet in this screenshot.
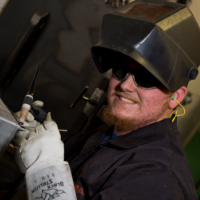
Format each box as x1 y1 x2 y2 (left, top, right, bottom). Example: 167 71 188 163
91 0 200 92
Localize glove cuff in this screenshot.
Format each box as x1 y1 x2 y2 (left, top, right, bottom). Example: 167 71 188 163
26 161 67 175
25 162 77 200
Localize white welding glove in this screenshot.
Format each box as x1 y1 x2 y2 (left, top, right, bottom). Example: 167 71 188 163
13 100 43 173
19 113 77 200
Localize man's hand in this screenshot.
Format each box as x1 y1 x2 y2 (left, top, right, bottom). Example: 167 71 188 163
13 102 77 199
19 112 64 171
12 100 43 173
16 110 76 200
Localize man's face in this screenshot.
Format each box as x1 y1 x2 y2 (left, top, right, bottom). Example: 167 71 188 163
105 60 172 134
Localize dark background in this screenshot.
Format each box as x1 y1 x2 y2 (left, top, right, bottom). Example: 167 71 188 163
0 0 111 140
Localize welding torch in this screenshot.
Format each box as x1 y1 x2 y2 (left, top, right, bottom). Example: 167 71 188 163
18 65 41 126
18 65 67 132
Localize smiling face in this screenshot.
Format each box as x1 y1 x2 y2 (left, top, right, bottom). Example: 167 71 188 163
104 59 174 135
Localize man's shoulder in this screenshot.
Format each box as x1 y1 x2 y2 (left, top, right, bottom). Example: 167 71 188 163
64 127 109 161
131 129 189 172
119 131 197 200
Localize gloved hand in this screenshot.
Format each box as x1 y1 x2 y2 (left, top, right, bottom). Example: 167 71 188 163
19 112 63 170
19 113 77 200
12 100 43 173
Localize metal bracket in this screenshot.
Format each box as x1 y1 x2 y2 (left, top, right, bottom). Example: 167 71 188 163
70 86 97 108
83 88 106 117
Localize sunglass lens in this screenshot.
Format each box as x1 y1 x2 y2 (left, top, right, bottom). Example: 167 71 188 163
112 64 160 88
134 71 160 88
112 65 127 81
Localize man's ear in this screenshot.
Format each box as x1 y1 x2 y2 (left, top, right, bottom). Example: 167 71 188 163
169 86 187 109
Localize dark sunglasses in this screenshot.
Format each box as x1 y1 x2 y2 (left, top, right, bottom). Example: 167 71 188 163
112 64 160 89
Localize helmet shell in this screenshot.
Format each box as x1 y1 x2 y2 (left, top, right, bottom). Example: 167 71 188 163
91 0 200 92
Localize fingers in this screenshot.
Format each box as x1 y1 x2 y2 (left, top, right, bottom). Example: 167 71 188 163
12 129 30 147
19 138 28 153
28 120 40 130
13 111 35 123
26 132 38 140
17 131 38 153
45 112 52 121
22 121 30 128
35 121 60 138
36 120 57 132
42 112 59 133
26 112 35 122
20 143 40 169
14 148 26 173
32 100 44 107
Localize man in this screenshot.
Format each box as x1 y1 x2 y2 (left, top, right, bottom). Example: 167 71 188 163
13 0 200 199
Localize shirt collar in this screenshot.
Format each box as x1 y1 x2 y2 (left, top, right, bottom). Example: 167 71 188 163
106 118 178 149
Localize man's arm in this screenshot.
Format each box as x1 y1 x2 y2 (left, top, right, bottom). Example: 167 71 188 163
13 112 77 200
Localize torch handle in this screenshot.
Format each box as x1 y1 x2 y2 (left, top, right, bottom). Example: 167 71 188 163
18 95 33 125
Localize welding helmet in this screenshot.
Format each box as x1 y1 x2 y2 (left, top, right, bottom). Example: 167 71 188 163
91 0 200 92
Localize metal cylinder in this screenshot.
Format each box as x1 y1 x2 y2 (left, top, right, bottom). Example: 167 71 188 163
122 0 126 6
116 0 120 7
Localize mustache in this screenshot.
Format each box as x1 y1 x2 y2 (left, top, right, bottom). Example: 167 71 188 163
112 91 139 103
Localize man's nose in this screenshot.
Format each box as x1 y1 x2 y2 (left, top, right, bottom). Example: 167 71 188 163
119 74 137 92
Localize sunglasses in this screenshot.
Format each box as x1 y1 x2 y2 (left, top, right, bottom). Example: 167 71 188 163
112 64 160 89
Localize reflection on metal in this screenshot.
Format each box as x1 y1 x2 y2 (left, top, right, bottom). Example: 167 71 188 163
83 88 106 117
82 95 97 105
178 91 200 147
82 95 90 101
70 85 98 108
0 98 20 156
156 7 191 31
8 143 14 148
105 0 187 9
70 86 89 108
58 129 68 132
70 86 97 108
0 0 9 15
105 0 128 8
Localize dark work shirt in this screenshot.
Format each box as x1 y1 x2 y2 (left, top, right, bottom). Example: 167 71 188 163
64 119 197 200
102 132 118 141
